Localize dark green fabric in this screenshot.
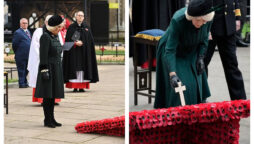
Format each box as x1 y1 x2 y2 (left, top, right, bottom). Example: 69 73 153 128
35 31 64 99
154 8 211 108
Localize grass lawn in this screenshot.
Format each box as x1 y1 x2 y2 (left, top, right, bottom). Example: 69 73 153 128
95 50 125 55
4 79 18 83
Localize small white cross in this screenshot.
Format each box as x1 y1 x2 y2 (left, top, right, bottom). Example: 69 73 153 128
141 78 145 86
175 82 186 106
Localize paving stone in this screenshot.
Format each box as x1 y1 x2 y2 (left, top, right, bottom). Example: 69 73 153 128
5 136 73 144
82 136 125 144
36 132 100 143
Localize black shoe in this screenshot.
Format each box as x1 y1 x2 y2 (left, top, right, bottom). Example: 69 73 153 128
236 40 249 47
73 89 78 92
52 119 62 127
44 120 56 128
19 85 29 88
79 89 85 92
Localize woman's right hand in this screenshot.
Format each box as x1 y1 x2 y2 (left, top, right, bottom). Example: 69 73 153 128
41 69 50 80
169 73 181 88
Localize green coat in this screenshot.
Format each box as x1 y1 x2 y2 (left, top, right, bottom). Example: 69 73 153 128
35 30 64 99
154 8 211 108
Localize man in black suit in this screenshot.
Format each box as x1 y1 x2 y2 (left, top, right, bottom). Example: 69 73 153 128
204 0 247 100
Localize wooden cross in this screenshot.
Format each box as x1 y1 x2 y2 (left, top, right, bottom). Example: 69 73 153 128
175 82 186 106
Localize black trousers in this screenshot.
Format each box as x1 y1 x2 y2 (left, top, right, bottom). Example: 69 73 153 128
204 34 247 100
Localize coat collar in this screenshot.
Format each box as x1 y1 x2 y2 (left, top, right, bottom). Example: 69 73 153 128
44 28 58 39
73 21 87 28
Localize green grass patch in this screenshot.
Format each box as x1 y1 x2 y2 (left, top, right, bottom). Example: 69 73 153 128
95 50 125 55
96 58 125 64
97 59 125 63
4 79 18 83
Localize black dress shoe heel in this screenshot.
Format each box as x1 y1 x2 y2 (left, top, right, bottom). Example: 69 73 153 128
73 89 78 92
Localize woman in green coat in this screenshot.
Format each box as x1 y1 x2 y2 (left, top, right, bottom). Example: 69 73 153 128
154 0 217 108
35 15 64 128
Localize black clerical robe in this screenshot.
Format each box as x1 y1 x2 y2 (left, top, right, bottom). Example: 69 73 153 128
62 22 99 83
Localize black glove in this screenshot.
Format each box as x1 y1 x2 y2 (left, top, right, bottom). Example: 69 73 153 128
196 55 205 75
170 75 181 88
41 69 50 80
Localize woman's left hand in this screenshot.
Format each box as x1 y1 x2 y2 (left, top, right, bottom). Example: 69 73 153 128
196 56 205 75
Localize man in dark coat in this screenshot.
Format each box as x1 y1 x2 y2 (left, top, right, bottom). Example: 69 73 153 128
204 0 247 100
62 11 99 92
12 18 31 88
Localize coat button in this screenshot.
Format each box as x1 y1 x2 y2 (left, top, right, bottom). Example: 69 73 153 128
225 4 227 8
225 12 227 15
